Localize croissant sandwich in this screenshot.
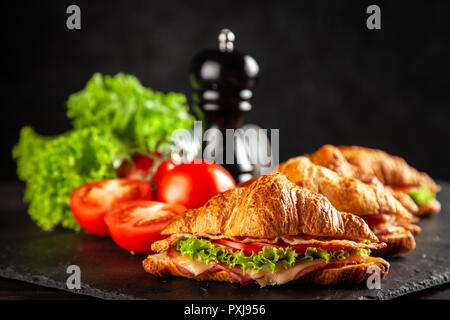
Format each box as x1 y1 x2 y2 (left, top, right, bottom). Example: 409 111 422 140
310 145 441 217
278 155 419 256
143 173 389 287
337 146 441 216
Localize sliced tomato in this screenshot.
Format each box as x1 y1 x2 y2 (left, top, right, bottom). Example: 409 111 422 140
214 239 349 255
213 240 270 255
249 242 283 249
70 179 152 236
104 200 186 254
362 214 394 228
393 186 413 193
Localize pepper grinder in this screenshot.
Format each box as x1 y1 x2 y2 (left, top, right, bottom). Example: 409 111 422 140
189 29 260 183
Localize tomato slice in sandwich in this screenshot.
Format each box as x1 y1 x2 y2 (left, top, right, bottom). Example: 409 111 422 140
214 239 348 255
70 179 152 236
393 186 413 193
214 240 282 255
362 214 393 228
104 200 186 254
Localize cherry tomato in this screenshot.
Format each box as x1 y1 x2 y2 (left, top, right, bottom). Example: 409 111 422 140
157 160 235 209
150 160 175 186
123 154 175 186
123 155 158 180
70 179 152 236
104 200 186 254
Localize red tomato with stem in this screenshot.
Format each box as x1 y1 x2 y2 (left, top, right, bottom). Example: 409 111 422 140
157 160 235 209
123 154 175 187
70 179 152 236
104 200 186 254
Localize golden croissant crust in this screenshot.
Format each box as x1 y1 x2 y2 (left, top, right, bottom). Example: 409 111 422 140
278 156 414 221
307 144 440 216
309 144 383 187
162 173 378 242
338 145 441 192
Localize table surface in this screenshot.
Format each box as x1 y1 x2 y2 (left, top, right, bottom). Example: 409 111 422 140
1 182 450 300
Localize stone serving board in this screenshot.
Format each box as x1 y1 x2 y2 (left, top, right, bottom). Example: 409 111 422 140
0 182 449 300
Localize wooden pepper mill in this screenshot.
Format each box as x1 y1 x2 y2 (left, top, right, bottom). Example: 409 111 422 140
189 29 260 183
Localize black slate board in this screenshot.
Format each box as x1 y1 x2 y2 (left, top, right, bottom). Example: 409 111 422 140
1 182 450 300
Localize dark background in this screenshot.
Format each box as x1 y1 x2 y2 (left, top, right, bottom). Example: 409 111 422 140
2 0 449 182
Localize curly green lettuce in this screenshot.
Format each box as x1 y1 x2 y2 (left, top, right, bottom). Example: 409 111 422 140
175 238 365 275
353 247 372 256
12 126 128 231
13 73 195 232
408 186 436 205
66 73 194 152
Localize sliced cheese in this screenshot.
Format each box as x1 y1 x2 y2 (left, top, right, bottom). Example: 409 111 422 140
247 260 326 287
170 251 215 276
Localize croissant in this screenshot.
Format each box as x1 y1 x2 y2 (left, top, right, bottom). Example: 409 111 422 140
338 146 440 192
338 146 441 216
278 156 417 221
308 144 383 187
278 155 418 256
309 145 441 217
143 173 389 286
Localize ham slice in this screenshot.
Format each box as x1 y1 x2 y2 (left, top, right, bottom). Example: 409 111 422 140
281 235 386 250
169 249 255 284
169 249 216 276
247 260 329 286
213 264 255 285
373 225 404 236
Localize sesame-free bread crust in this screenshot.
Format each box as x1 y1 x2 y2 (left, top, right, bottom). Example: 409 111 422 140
162 173 378 242
278 156 414 221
